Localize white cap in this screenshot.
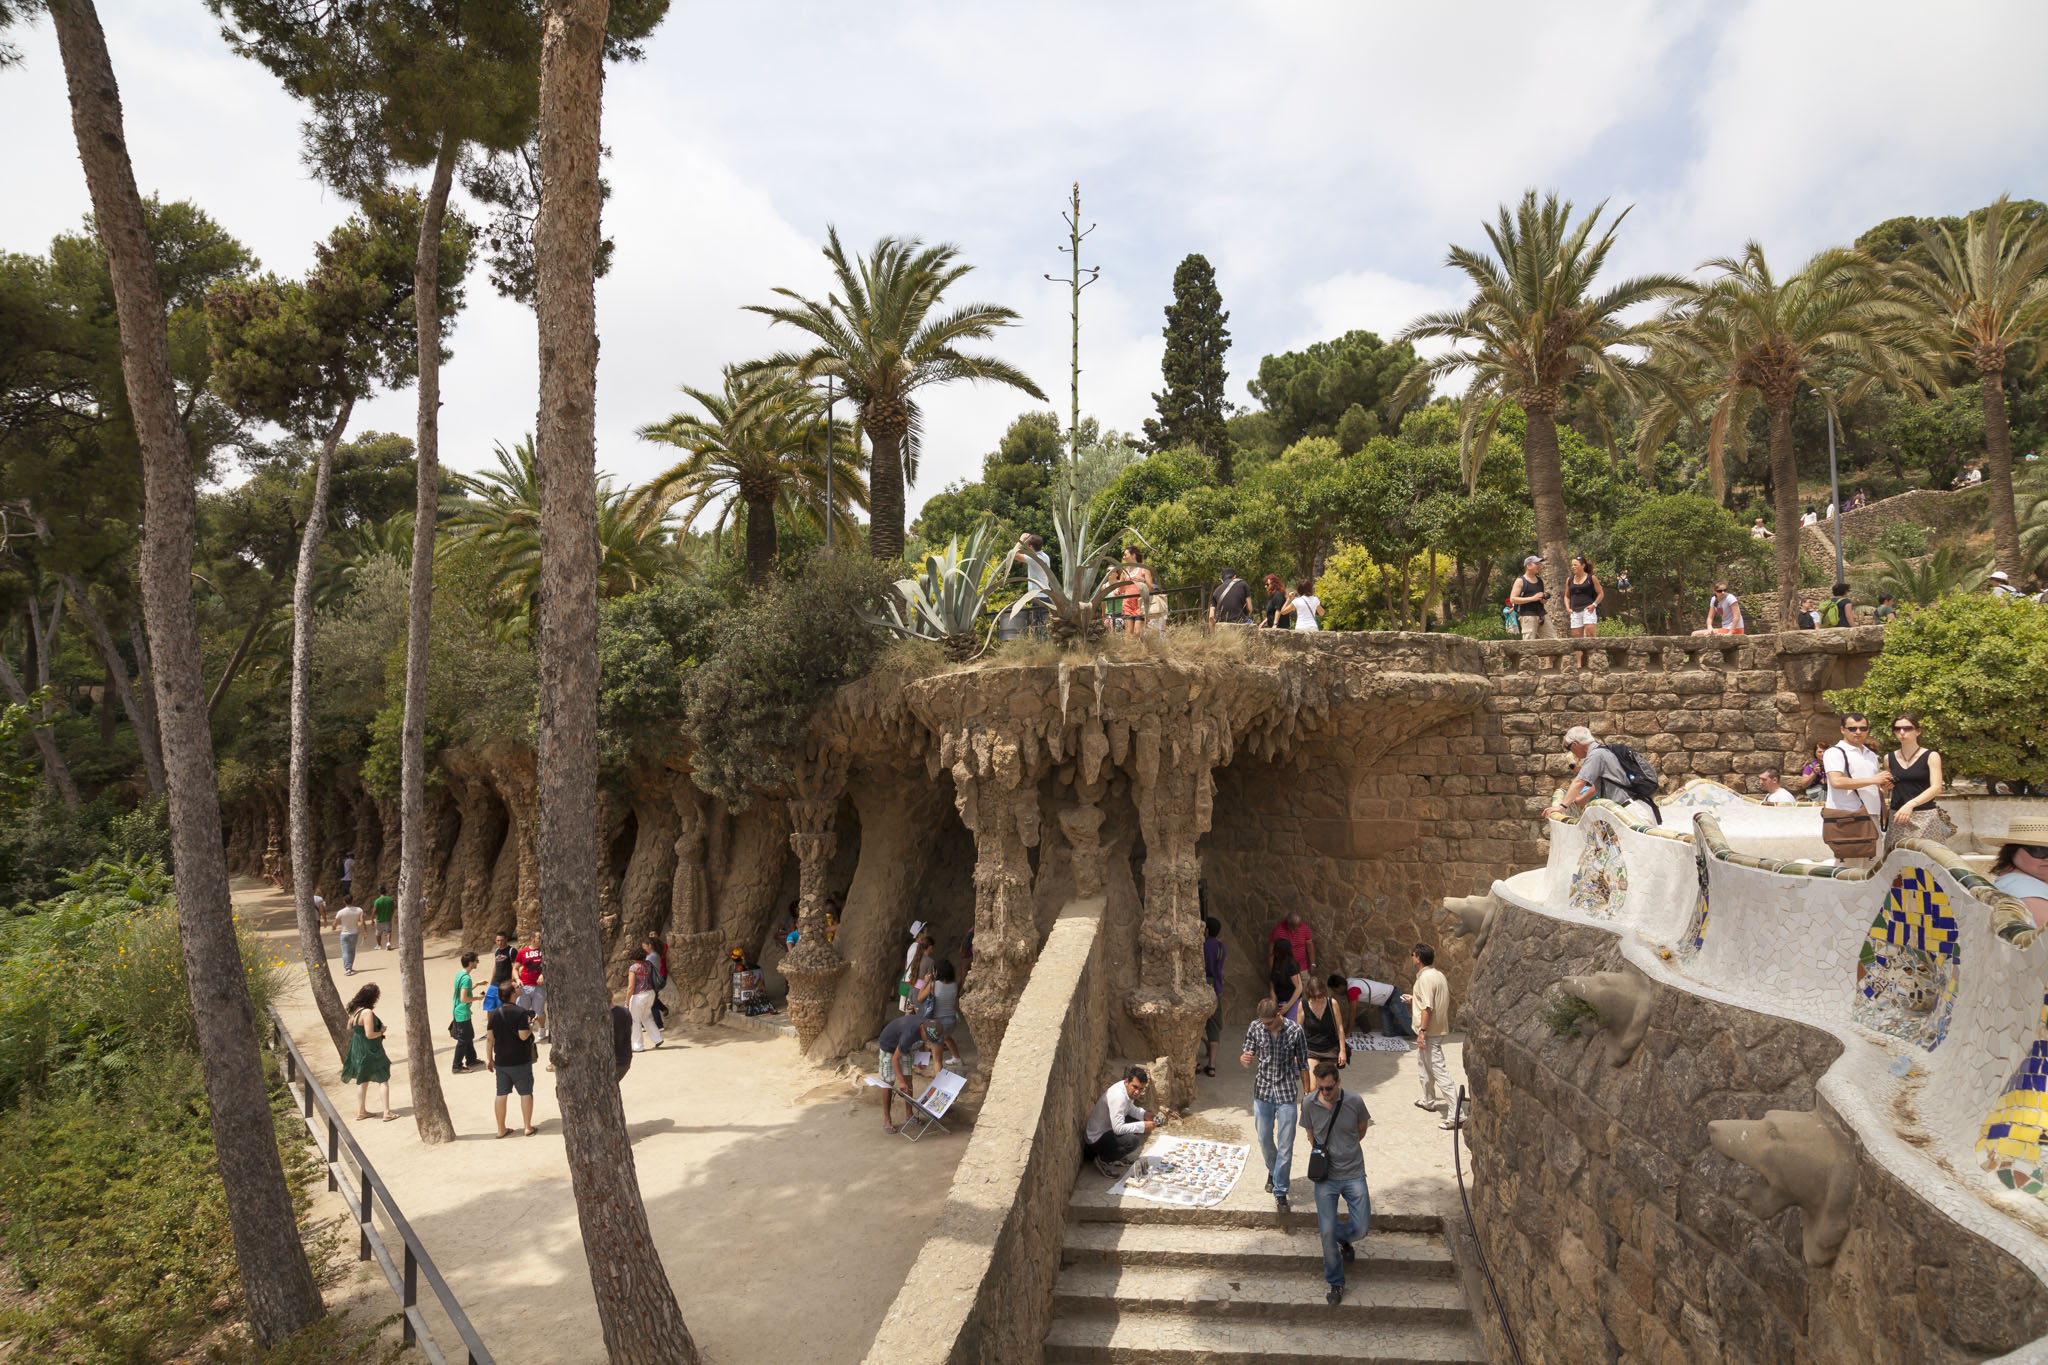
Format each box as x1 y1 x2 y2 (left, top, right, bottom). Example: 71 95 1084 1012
1990 571 2010 582
910 921 927 937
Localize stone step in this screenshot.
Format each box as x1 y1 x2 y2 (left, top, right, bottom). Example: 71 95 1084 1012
1043 1312 1490 1363
1054 1263 1471 1326
1061 1223 1456 1279
1067 1190 1441 1235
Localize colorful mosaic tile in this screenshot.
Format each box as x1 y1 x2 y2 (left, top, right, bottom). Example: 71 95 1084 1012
1850 867 1961 1051
1567 819 1629 920
1980 994 2048 1201
1664 778 1746 811
1677 834 1710 961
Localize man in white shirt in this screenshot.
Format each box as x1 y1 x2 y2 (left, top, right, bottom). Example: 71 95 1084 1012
1823 714 1888 866
1757 769 1797 806
1083 1065 1164 1175
1990 571 2021 600
1329 973 1415 1038
331 898 366 975
1750 518 1770 540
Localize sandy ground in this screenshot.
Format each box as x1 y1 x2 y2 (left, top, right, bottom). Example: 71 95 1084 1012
240 880 966 1365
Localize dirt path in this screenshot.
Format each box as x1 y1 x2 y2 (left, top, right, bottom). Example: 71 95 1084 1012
241 879 964 1365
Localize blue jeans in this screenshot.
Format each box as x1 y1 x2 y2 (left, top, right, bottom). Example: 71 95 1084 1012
1252 1098 1298 1197
338 932 359 973
1314 1175 1371 1286
1379 994 1415 1037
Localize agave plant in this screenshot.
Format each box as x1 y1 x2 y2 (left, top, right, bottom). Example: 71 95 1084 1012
1876 545 1990 607
869 520 1015 661
1015 481 1131 646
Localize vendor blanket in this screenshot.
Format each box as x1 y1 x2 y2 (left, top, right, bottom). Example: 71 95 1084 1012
1107 1137 1249 1208
1347 1033 1414 1053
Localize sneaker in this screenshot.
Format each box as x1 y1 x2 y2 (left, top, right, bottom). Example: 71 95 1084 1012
1340 1239 1355 1262
1275 1194 1289 1212
1264 1174 1273 1194
1326 1285 1343 1305
1094 1156 1127 1179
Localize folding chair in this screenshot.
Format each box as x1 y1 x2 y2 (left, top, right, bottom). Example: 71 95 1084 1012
899 1068 965 1143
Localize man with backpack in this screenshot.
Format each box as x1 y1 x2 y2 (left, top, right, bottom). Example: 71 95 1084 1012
1546 725 1661 824
1819 584 1855 628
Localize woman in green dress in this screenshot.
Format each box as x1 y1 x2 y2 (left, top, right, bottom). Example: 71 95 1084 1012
340 983 396 1121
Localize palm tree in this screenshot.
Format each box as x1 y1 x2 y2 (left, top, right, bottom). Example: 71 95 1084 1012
1395 192 1685 637
634 369 867 585
1877 545 1990 606
742 228 1046 562
445 437 686 626
1897 196 2048 578
1645 245 1940 626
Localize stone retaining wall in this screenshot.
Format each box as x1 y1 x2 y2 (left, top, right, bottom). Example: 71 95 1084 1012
864 896 1109 1365
1463 903 2048 1363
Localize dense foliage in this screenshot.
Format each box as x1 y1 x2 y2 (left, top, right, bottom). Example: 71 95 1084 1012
1143 253 1234 475
1831 595 2048 792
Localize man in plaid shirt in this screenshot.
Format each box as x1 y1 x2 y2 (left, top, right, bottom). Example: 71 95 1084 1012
1240 997 1310 1210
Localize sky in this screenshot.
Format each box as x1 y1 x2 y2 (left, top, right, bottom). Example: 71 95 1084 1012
5 1 2047 521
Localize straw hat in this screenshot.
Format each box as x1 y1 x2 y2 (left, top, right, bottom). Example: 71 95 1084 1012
2004 816 2048 845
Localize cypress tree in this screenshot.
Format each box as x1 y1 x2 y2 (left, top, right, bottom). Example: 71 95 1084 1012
1143 252 1234 478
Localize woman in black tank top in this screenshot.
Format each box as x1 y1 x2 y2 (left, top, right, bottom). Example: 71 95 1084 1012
1884 713 1948 851
1567 554 1604 666
1299 975 1346 1066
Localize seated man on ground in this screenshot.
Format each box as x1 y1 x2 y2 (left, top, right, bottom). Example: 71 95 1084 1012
1083 1065 1165 1176
1330 973 1415 1038
878 1013 945 1135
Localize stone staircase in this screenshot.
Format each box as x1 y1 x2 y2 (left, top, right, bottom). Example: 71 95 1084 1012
1045 1195 1490 1364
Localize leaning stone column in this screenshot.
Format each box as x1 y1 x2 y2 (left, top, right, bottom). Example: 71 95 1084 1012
779 795 848 1053
954 750 1043 1071
1128 724 1219 1104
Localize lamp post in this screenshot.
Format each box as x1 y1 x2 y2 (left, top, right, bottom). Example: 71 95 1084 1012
1827 404 1843 588
823 375 836 556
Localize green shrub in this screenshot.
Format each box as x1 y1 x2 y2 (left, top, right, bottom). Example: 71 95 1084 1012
1540 988 1602 1039
1876 521 1930 558
0 1054 352 1365
680 554 895 808
1830 593 2048 793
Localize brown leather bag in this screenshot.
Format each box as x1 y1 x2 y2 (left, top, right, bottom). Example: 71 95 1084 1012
1822 806 1881 862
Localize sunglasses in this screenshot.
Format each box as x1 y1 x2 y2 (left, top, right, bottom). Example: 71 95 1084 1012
1893 724 1918 733
2021 846 2048 860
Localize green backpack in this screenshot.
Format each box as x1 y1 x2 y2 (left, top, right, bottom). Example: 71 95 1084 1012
1819 596 1851 627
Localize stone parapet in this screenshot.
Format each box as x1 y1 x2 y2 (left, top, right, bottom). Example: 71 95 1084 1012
864 897 1109 1365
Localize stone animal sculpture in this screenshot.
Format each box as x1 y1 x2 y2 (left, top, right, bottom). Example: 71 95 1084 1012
1560 968 1655 1068
1706 1108 1857 1267
1444 891 1498 957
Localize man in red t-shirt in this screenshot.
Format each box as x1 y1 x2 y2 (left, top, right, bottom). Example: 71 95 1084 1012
1270 913 1314 976
514 931 548 1043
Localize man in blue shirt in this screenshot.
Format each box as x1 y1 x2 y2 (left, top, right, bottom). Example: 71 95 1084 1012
1240 998 1309 1210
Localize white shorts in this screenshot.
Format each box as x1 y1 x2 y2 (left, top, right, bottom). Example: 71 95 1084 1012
1569 608 1597 628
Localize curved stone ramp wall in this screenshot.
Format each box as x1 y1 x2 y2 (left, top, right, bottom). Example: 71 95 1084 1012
1486 808 2048 1360
865 896 1110 1365
1463 905 2048 1363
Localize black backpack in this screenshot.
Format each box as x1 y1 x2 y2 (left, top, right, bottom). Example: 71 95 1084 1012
1601 743 1663 824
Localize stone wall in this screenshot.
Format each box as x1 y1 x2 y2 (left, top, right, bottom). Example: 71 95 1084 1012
863 896 1108 1365
1462 903 2048 1364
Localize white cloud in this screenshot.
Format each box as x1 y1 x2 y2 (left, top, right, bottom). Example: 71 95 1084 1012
3 0 2044 523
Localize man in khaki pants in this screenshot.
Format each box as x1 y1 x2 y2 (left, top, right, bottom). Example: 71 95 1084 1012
1405 943 1457 1129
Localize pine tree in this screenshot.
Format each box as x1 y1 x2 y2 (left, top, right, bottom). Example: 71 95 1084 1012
1143 253 1234 478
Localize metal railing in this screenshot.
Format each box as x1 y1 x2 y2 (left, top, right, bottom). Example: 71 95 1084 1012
264 1007 495 1365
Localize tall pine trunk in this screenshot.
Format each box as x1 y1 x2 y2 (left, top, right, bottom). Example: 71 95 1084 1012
535 3 700 1358
292 400 354 1057
1768 400 1802 630
397 134 460 1145
48 0 325 1342
1522 402 1570 641
0 648 80 806
1981 367 2021 578
743 494 777 585
61 575 166 796
867 426 903 561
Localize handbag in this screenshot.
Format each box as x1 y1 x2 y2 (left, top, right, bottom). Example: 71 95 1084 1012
1306 1089 1344 1182
1821 806 1881 862
446 1019 461 1040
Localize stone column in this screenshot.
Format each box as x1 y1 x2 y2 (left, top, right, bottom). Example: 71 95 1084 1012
954 753 1043 1071
1128 724 1219 1103
1059 801 1106 899
779 795 848 1053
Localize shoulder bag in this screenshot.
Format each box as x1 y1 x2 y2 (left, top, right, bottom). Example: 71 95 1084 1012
1306 1090 1344 1182
1819 744 1881 862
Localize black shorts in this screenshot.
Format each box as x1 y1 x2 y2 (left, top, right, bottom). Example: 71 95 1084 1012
495 1063 535 1097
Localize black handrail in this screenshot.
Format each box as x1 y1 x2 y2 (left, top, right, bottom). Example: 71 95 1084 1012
264 1006 495 1365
